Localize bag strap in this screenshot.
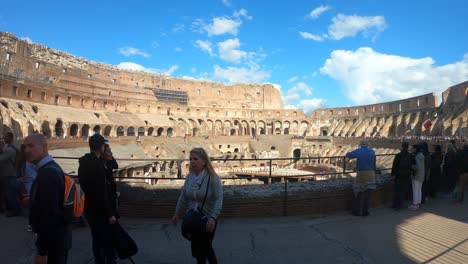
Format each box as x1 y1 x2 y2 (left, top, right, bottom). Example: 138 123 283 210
200 174 211 211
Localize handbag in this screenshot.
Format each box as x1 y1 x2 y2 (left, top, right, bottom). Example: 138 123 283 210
111 222 138 262
181 175 211 241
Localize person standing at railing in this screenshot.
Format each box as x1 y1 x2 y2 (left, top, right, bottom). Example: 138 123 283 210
391 142 414 211
172 147 223 264
346 140 376 217
78 134 117 264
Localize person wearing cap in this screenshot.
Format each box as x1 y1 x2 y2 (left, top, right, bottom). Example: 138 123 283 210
78 134 117 263
346 140 377 216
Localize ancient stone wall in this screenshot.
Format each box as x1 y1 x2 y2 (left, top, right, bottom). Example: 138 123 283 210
0 31 466 140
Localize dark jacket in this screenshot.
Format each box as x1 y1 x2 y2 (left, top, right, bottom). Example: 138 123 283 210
391 150 414 180
104 158 119 218
78 153 113 218
30 160 71 251
461 147 468 174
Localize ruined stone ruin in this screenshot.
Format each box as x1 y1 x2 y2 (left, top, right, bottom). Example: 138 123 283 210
0 31 467 216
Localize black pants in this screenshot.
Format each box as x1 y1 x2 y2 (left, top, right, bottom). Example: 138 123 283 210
191 222 217 264
86 215 116 264
352 190 372 215
36 234 69 264
393 178 410 209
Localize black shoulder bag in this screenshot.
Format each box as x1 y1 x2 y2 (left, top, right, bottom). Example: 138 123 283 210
181 174 211 241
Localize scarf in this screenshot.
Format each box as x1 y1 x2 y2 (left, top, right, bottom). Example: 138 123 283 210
186 169 207 211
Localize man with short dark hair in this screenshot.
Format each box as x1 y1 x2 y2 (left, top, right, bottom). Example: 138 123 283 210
26 133 71 264
0 131 21 216
79 134 117 263
346 140 376 216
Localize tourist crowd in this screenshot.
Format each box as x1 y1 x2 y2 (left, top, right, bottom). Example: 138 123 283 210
1 130 467 263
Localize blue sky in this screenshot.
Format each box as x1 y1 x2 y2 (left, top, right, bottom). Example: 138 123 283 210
1 0 467 113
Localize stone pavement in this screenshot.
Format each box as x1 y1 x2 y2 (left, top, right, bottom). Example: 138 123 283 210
1 196 467 264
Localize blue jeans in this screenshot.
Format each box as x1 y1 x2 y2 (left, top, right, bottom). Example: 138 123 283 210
86 215 116 264
352 189 372 215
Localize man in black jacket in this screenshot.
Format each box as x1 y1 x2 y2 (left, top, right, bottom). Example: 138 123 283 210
391 142 414 210
78 134 117 264
26 133 71 264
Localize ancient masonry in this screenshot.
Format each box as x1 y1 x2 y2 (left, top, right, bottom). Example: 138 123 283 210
0 32 466 140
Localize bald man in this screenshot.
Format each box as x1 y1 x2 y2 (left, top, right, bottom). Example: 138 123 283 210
25 134 71 264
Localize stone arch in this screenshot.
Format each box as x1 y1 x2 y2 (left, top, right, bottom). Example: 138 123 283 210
230 129 236 135
117 126 125 136
241 120 249 136
178 118 189 134
81 124 90 138
258 121 266 134
127 127 135 136
167 127 173 137
137 127 145 136
157 127 164 136
193 127 200 136
299 121 309 136
284 127 289 134
70 124 79 137
214 120 223 136
147 127 154 136
104 125 112 136
28 121 36 136
223 120 232 135
274 121 282 134
93 125 101 135
291 121 299 134
322 129 328 136
41 121 52 138
10 118 23 139
55 119 64 138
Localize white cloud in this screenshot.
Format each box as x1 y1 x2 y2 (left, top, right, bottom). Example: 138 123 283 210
172 23 185 33
268 83 282 91
282 82 326 113
119 47 151 58
213 64 270 84
218 38 247 63
190 67 197 73
116 62 179 76
20 37 33 43
174 47 183 52
298 99 327 113
205 17 242 36
299 31 324 41
234 9 253 20
165 65 179 75
288 76 298 83
151 41 160 48
222 0 230 7
195 40 214 56
320 47 468 105
288 82 313 96
308 5 331 19
328 14 386 40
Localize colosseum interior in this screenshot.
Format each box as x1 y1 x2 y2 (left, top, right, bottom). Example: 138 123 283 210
1 31 467 217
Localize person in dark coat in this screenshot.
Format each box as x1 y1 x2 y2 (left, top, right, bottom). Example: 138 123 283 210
391 142 414 210
26 133 71 264
78 134 117 264
103 143 119 218
429 145 443 197
456 144 468 203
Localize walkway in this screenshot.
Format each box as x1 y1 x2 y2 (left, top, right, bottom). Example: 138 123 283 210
1 197 467 263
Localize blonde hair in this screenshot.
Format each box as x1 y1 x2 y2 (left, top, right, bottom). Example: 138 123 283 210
190 147 216 176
